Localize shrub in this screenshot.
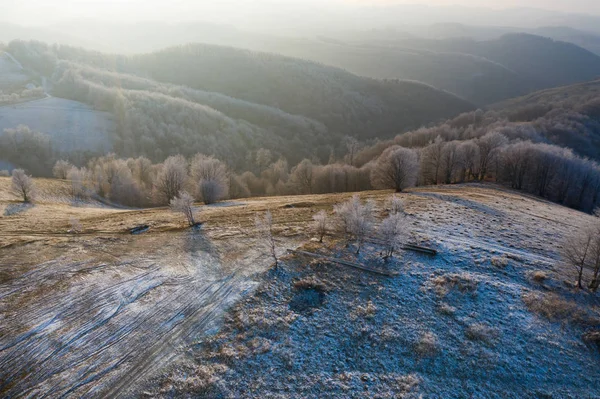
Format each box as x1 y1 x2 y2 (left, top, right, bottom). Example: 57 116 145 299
522 292 599 327
414 332 439 357
465 323 499 344
531 271 547 283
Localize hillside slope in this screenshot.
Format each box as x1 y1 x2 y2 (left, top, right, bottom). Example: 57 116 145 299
2 182 597 397
5 41 474 165
290 33 600 105
122 44 475 136
140 185 600 398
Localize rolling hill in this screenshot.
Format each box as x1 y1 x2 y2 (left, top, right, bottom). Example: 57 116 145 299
5 22 600 106
277 33 600 105
4 40 474 167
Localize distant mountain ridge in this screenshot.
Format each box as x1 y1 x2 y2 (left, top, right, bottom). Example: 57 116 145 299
3 21 600 106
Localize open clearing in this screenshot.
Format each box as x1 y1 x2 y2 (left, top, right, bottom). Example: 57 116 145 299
0 179 599 397
0 52 29 90
0 97 115 153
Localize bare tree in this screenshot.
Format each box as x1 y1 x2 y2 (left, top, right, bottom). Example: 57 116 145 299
500 141 532 190
333 195 375 254
586 210 600 292
344 136 362 167
561 225 594 289
255 210 278 269
66 166 88 201
476 132 508 180
387 194 405 215
457 140 480 181
371 146 419 192
378 213 409 261
52 160 72 179
191 154 229 205
421 136 445 185
229 174 251 199
170 191 197 226
440 141 461 184
290 159 314 194
156 155 188 204
312 210 328 243
11 169 36 202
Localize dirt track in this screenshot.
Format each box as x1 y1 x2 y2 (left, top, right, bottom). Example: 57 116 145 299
0 229 268 397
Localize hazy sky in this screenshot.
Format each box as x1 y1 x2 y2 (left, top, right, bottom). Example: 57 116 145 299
2 0 599 26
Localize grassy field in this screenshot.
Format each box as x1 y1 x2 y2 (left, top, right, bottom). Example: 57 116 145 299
1 179 599 397
0 97 115 153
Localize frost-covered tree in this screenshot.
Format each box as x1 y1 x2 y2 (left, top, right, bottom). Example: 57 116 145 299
344 136 362 167
476 132 508 180
371 146 419 192
421 136 445 185
156 155 188 204
255 148 273 172
457 140 480 181
66 166 88 201
52 160 72 179
110 163 142 207
334 195 375 254
440 141 461 184
312 210 328 243
191 154 228 205
500 141 532 190
11 169 36 202
170 191 196 226
378 213 409 261
561 225 594 289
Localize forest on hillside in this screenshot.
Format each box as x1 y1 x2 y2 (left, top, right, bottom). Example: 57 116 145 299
5 41 474 156
2 40 600 214
7 77 599 214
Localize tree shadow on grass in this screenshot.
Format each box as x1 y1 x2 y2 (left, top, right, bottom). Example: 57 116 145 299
3 202 34 216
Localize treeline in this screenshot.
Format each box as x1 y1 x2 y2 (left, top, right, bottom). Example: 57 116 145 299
0 86 44 105
0 125 102 177
50 129 600 212
353 83 600 165
52 150 373 207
